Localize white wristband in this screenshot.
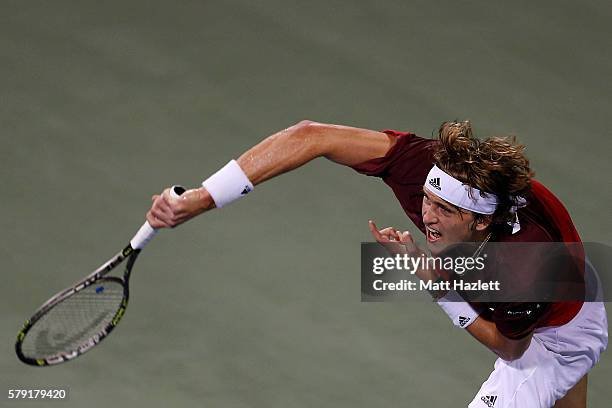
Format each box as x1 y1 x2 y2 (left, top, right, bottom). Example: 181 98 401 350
202 160 254 208
436 290 479 328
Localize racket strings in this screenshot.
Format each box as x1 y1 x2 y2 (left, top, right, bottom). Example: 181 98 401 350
20 281 125 358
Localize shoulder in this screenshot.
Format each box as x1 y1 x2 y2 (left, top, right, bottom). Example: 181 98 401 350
351 130 437 178
381 129 438 153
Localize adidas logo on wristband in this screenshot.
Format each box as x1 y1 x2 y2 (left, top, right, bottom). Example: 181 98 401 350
458 316 471 327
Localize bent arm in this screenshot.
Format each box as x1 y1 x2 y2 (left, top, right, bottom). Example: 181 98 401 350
147 120 395 227
367 223 534 362
465 316 533 361
237 120 395 185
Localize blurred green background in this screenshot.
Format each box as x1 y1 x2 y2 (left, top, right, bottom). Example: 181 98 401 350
1 0 610 406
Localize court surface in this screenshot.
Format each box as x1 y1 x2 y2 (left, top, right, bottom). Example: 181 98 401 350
1 1 611 406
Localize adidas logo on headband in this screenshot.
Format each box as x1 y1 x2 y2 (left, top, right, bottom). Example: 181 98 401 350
428 177 441 191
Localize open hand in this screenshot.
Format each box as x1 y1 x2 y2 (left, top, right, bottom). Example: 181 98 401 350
368 220 424 257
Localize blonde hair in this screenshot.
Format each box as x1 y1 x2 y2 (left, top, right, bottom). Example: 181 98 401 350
433 120 534 228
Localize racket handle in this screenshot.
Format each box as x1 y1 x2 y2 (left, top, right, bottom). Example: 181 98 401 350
130 185 186 250
170 185 186 198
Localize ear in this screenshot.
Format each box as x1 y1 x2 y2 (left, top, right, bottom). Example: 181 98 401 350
474 215 492 231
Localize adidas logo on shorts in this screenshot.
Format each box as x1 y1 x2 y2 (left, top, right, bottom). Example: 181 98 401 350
241 185 252 195
428 177 441 190
481 395 497 407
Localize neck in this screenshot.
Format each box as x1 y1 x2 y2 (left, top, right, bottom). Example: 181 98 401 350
473 228 492 242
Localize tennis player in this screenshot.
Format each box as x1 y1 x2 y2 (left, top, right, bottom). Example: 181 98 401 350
146 120 607 407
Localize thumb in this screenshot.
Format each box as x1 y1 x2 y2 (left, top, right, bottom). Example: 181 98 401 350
399 230 414 244
399 230 421 255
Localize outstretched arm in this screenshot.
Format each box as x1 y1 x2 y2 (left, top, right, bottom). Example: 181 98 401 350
147 120 395 228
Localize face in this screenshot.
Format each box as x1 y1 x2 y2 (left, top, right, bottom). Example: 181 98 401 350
421 188 488 255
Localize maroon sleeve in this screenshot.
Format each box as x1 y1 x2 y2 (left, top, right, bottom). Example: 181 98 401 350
351 130 437 233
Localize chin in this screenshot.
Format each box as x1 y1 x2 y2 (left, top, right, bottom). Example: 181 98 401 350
426 241 443 256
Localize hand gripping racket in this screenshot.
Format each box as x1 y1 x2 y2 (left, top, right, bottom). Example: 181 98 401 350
15 186 186 366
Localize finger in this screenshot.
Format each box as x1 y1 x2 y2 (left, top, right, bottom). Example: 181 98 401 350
379 227 398 238
150 202 176 224
161 188 173 206
368 220 378 236
399 231 423 256
399 230 414 244
153 191 174 212
371 224 392 242
378 227 401 241
400 232 415 250
146 212 158 228
162 188 187 218
150 193 171 220
146 210 170 229
151 200 172 221
368 220 384 241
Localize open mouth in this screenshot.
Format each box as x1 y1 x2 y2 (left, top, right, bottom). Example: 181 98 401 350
426 226 442 243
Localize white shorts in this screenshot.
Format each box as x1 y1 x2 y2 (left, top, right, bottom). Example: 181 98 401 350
468 301 608 408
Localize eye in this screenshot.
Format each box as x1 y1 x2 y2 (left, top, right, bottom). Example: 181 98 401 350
440 206 452 215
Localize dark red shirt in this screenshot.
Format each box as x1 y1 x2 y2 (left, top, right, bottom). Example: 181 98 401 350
352 130 582 339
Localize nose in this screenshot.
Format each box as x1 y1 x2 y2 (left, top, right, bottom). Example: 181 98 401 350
422 205 438 225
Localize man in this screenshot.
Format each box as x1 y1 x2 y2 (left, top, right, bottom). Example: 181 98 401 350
147 120 607 407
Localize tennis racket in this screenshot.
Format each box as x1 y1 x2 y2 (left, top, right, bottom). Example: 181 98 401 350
15 185 185 366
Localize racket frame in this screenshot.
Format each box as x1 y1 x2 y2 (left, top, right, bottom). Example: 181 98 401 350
15 245 139 366
15 185 184 366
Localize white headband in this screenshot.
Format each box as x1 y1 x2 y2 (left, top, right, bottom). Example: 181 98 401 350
425 165 498 214
424 165 526 234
